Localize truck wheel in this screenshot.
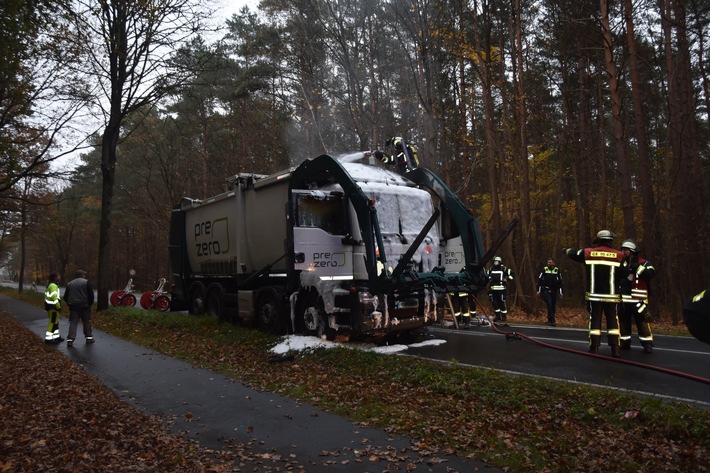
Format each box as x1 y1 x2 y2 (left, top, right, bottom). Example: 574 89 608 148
256 286 285 334
188 282 206 315
206 283 225 323
303 305 323 334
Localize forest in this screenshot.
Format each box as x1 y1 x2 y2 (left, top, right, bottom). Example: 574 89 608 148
1 0 708 322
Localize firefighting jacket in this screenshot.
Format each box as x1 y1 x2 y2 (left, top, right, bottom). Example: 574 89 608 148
619 255 655 303
488 264 513 291
537 266 563 293
563 244 623 302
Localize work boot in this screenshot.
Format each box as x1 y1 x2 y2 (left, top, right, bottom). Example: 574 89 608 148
643 345 653 353
67 339 73 347
589 345 599 354
611 345 621 358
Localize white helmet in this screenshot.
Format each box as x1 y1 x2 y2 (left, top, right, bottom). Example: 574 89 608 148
493 256 502 264
620 239 638 253
594 229 615 243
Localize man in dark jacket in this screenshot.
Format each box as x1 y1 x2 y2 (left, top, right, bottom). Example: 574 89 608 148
63 269 95 347
537 257 563 326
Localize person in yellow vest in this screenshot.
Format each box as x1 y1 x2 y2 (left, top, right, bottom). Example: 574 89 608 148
537 257 563 326
44 272 63 344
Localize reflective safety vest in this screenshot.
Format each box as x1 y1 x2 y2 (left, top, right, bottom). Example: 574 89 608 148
45 282 61 310
538 266 562 292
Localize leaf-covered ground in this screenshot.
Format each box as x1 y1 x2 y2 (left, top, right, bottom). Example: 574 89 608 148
0 311 285 473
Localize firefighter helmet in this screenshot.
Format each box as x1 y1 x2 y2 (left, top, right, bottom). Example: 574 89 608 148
593 229 615 243
493 256 502 264
621 239 638 253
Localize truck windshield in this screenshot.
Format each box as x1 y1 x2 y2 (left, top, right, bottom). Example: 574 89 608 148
369 186 437 238
295 192 347 235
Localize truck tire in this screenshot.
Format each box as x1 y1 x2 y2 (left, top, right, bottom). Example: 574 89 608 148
300 295 336 341
206 283 225 323
256 286 285 334
188 282 206 315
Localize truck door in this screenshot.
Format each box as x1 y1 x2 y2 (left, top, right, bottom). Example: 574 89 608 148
292 191 354 280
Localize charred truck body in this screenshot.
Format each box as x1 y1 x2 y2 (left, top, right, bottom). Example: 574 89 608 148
169 154 488 339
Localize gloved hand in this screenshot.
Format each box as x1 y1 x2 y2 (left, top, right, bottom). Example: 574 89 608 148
55 302 61 310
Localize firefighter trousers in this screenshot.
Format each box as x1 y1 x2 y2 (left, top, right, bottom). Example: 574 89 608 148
588 301 620 348
619 302 653 348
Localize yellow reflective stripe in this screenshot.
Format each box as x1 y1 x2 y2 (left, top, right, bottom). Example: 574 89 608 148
586 293 621 302
692 290 707 302
589 329 602 336
607 329 620 336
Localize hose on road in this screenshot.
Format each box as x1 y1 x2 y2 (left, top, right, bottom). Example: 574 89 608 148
471 295 710 386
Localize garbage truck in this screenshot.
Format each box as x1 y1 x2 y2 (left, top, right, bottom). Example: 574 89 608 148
168 152 494 339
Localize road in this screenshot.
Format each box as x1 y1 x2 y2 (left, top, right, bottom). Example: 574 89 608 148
6 281 708 407
409 321 710 408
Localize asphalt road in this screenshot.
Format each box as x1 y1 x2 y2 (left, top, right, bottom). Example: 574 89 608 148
408 321 710 409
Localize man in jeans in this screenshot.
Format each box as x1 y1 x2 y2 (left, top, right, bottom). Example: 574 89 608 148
63 270 95 347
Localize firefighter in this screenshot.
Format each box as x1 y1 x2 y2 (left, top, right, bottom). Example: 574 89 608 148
684 288 710 345
44 272 63 344
450 290 479 328
487 256 513 322
537 257 563 326
618 239 655 353
563 230 624 357
377 136 420 173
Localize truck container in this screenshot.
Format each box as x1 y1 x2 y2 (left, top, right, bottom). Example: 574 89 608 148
168 153 491 339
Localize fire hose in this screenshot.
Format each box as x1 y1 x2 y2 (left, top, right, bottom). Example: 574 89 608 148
469 295 710 386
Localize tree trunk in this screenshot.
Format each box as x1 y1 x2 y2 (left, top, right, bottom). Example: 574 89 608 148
623 0 657 258
600 0 634 238
97 122 120 311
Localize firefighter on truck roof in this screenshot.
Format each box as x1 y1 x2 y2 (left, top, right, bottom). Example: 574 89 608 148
375 136 420 173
